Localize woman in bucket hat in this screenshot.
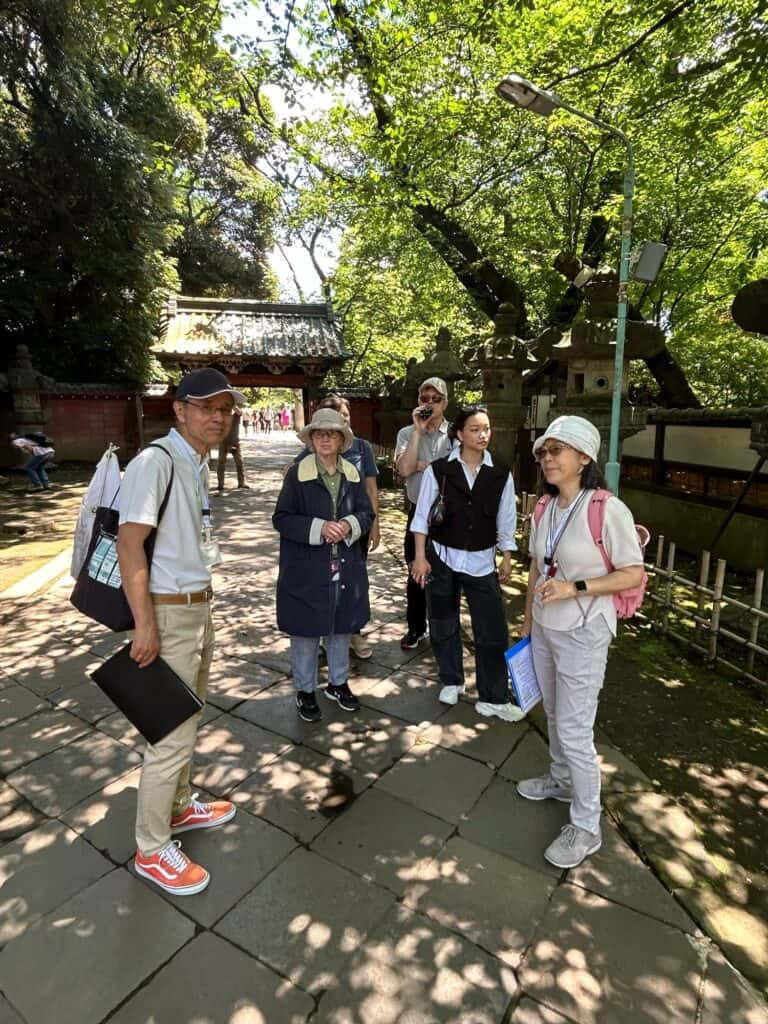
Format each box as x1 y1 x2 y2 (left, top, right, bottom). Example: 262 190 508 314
520 415 645 869
273 409 374 723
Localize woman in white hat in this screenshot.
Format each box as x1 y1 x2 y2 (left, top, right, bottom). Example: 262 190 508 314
519 415 645 869
273 409 374 724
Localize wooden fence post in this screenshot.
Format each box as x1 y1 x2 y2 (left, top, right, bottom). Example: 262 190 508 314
746 568 765 676
708 559 727 665
661 541 676 636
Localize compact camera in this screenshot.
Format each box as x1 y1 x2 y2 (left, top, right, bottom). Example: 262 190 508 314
417 406 433 420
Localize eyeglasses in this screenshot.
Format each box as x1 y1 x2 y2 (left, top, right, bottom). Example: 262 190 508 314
312 430 341 440
183 400 234 417
536 443 573 461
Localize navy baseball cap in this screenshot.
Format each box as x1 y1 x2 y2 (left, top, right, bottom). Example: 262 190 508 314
175 368 246 405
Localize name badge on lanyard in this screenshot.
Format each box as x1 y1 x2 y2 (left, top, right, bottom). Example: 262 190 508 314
543 490 585 579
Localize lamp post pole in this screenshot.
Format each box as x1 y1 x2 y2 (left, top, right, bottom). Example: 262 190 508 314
496 77 635 493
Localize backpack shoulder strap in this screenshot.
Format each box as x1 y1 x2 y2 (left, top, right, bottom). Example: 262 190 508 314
532 494 552 527
587 489 613 572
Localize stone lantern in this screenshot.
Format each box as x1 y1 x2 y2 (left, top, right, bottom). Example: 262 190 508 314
464 303 538 467
7 345 49 434
532 265 666 462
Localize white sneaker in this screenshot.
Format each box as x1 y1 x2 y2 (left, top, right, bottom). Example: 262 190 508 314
475 701 526 723
544 824 602 868
438 684 465 705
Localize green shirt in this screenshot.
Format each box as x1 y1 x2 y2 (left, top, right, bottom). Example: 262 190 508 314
318 457 343 555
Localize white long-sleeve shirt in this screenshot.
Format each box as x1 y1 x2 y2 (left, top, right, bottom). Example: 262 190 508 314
411 448 517 576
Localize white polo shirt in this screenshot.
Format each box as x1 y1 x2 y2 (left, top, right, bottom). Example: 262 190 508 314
119 429 212 595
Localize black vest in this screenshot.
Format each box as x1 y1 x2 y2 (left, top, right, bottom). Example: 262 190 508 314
429 456 510 551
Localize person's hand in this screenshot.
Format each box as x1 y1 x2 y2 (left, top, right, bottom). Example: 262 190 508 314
368 520 381 551
410 555 432 588
535 577 577 605
414 460 430 472
130 620 160 668
322 520 350 543
498 552 513 583
411 406 430 432
520 613 533 638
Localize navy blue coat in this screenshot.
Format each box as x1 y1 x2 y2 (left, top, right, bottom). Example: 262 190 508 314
273 455 374 637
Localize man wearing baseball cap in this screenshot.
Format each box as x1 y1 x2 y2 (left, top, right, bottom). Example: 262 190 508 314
117 367 245 896
394 377 452 649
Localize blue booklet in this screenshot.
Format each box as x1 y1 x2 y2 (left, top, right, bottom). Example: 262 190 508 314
505 637 542 714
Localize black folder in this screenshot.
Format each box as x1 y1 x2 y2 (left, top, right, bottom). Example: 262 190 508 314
90 644 203 745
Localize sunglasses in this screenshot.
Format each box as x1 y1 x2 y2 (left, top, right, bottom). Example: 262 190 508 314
418 394 444 403
536 443 574 461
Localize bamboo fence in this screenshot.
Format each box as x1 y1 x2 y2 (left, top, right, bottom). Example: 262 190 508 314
517 492 767 691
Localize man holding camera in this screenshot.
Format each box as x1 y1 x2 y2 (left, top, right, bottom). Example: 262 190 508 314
394 377 452 650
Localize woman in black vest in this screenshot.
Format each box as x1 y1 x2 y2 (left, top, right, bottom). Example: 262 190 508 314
410 407 524 723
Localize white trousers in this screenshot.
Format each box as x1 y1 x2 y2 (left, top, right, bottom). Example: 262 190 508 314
531 616 612 834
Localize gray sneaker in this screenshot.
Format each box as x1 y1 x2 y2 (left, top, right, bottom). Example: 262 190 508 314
544 824 602 868
516 775 572 803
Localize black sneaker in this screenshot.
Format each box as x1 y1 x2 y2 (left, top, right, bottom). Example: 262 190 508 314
324 683 360 712
296 691 322 723
400 630 426 650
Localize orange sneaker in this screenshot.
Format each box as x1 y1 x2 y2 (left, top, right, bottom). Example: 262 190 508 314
134 840 210 895
170 793 236 835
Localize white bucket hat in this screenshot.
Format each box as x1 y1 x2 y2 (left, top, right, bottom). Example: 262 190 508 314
298 408 354 452
533 415 602 463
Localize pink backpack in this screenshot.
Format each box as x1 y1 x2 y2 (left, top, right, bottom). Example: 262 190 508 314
533 489 650 619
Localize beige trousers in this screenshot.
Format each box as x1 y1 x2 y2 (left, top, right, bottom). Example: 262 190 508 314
135 602 214 856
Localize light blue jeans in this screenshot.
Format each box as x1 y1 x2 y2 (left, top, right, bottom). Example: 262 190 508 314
290 635 352 693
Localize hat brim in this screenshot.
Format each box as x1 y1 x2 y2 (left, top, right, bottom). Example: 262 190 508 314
298 424 354 452
178 386 246 406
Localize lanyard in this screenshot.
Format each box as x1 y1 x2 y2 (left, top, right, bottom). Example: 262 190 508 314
167 430 212 537
544 490 586 577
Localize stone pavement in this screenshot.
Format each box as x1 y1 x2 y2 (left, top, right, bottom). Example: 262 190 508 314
0 433 766 1024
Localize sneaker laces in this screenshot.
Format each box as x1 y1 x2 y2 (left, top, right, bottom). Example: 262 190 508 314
159 840 189 872
188 793 210 816
558 824 581 848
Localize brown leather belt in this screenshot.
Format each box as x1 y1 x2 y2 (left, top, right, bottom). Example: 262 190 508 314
151 589 213 605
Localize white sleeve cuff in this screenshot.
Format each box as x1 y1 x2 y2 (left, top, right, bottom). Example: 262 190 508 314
343 515 362 545
309 518 326 545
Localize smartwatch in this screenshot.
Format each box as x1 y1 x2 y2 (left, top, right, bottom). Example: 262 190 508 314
574 580 588 593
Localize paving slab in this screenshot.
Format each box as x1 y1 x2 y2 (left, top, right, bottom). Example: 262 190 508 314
0 707 92 774
109 931 314 1024
498 728 552 782
316 903 518 1024
61 767 141 863
192 712 292 793
0 781 47 846
231 678 323 742
0 868 195 1024
7 730 140 816
700 950 768 1023
300 705 420 778
418 700 526 768
9 648 104 698
597 742 656 795
519 883 705 1024
233 745 372 843
568 817 698 933
459 777 568 877
312 788 453 895
0 685 48 728
146 806 297 926
374 741 493 824
50 678 118 723
357 667 452 725
216 846 396 994
206 654 286 710
0 819 112 943
95 709 146 749
0 995 24 1024
509 998 576 1023
404 835 557 969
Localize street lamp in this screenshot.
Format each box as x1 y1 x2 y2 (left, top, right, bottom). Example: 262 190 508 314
496 74 634 494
